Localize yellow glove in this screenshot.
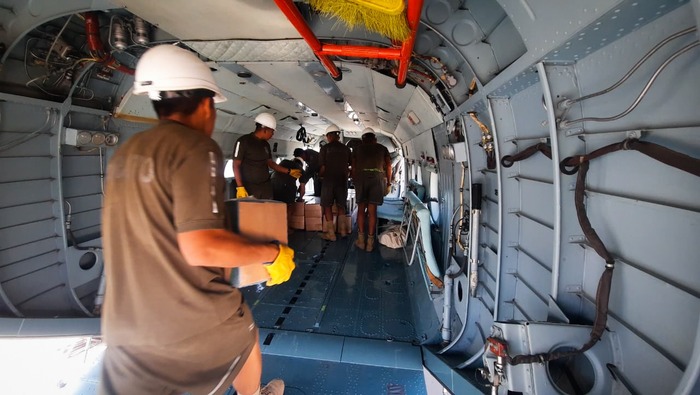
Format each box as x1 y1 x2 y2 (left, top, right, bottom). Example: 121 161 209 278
265 244 296 286
236 186 249 198
289 169 302 179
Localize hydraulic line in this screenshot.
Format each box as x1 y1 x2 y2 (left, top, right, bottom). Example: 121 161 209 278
44 15 73 66
561 41 700 127
562 27 696 107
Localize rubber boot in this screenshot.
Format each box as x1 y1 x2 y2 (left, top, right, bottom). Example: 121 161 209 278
338 216 349 238
365 234 375 252
355 232 366 250
321 220 336 241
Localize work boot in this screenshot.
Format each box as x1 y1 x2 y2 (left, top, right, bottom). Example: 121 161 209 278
338 216 349 238
321 220 336 241
260 379 285 395
365 234 375 252
355 232 366 250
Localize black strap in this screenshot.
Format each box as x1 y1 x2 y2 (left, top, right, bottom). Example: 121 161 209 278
560 138 700 177
501 143 552 168
507 161 613 365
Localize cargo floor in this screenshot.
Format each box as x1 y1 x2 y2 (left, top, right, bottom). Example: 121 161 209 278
238 229 426 394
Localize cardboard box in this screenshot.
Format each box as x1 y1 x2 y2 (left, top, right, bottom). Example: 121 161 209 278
224 199 288 288
305 217 322 231
289 215 305 230
305 203 322 218
290 202 305 217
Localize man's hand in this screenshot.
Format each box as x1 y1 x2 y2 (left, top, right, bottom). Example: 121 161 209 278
236 186 249 198
385 182 392 196
264 244 296 286
289 169 302 179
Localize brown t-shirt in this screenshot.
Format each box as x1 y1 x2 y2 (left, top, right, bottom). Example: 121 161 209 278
319 141 351 181
353 143 390 172
233 133 272 186
102 120 241 347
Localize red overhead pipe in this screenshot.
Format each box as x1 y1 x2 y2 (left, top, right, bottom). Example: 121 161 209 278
274 0 342 80
320 44 401 59
83 12 135 75
396 0 424 88
274 0 424 86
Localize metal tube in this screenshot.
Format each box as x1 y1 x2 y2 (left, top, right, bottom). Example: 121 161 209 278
396 0 425 87
469 209 481 297
537 62 562 300
274 0 341 79
441 268 454 344
562 41 700 127
320 44 401 59
566 27 697 106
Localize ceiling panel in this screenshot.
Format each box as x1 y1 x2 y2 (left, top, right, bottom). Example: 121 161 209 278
212 66 298 117
373 70 415 134
335 64 378 132
115 0 300 40
244 62 350 134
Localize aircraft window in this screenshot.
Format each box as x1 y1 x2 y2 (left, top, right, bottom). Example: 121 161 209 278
429 172 440 223
415 165 423 184
224 159 234 178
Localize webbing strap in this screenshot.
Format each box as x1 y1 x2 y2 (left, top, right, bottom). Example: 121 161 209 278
560 138 700 177
504 137 700 366
575 162 615 265
501 143 552 168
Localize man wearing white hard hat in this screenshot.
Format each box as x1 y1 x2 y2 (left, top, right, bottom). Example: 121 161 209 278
318 124 352 240
101 45 289 395
233 113 302 199
352 128 392 252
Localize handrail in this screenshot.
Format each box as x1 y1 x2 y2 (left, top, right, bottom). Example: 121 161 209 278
403 191 442 280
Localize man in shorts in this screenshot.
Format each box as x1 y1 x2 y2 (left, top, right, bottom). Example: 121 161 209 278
318 125 351 241
100 45 293 395
233 113 302 199
352 129 392 252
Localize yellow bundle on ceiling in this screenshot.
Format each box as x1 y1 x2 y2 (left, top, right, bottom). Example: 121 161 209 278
309 0 411 42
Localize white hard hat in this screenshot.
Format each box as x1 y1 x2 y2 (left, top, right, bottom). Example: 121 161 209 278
255 112 276 130
133 45 226 103
362 127 375 134
325 124 341 134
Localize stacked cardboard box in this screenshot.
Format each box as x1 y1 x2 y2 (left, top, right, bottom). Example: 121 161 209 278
305 202 323 231
289 202 305 230
224 199 287 287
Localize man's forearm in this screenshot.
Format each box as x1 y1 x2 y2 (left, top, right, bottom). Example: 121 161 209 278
233 160 244 187
179 229 280 268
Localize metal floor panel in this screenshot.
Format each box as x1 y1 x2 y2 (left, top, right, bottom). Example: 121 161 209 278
242 230 418 342
258 354 425 395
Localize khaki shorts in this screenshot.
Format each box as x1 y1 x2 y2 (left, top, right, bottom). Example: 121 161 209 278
100 303 257 395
